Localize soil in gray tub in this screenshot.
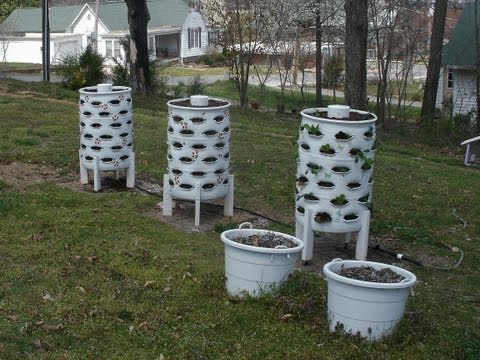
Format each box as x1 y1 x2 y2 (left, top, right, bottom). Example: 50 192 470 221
232 233 297 248
338 266 405 283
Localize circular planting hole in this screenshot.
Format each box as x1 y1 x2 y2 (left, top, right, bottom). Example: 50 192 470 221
203 157 217 163
119 132 129 138
192 144 206 150
297 206 305 215
203 130 218 137
190 117 206 124
101 157 113 163
111 145 123 151
179 129 195 136
91 101 101 106
172 142 183 149
99 111 111 117
179 184 193 190
173 116 183 123
304 193 319 201
358 194 370 203
168 127 174 133
300 143 310 151
91 146 102 151
171 169 183 175
169 179 174 186
110 123 122 128
296 176 309 186
332 166 350 174
214 168 226 175
214 142 225 149
109 99 121 105
120 155 129 161
344 213 359 222
202 183 216 190
91 123 102 129
315 212 332 223
223 126 230 132
83 111 92 116
84 134 93 139
317 181 334 188
214 116 224 123
180 157 193 163
191 171 206 177
100 135 113 140
346 182 362 190
223 153 230 159
335 131 353 140
85 156 94 161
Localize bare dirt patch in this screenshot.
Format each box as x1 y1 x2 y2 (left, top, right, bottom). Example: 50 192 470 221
1 161 441 274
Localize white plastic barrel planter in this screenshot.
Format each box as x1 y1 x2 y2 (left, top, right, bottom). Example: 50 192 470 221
163 96 234 226
323 259 417 341
79 83 135 191
295 105 377 261
221 223 304 297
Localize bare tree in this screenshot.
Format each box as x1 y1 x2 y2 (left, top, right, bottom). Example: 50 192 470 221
420 0 447 125
191 0 268 109
344 0 368 110
124 0 151 94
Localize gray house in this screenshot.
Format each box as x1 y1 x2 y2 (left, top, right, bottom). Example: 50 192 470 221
438 2 478 118
0 0 215 65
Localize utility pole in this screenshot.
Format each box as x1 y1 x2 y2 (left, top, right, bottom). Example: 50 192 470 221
42 0 50 82
94 0 100 52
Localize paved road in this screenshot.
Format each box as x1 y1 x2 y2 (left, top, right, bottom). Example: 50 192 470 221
3 70 422 107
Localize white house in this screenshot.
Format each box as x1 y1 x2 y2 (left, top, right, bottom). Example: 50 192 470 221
0 0 215 66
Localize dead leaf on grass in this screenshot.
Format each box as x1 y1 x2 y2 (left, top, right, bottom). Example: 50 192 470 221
32 233 44 241
33 339 52 351
42 293 54 301
75 286 86 294
144 280 155 288
163 287 171 293
39 323 64 332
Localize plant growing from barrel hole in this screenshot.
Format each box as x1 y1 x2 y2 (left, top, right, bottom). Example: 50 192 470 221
353 150 374 171
320 143 335 155
331 193 348 206
306 162 322 175
304 124 323 136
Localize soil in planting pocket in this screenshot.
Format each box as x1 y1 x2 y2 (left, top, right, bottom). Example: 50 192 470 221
232 233 297 248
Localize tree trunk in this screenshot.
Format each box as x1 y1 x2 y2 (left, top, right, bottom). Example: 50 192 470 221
344 0 368 110
124 0 151 95
476 0 480 132
315 13 323 107
420 0 447 125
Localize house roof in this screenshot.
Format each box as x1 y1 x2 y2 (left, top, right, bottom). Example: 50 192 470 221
442 2 479 67
1 5 84 33
0 0 190 34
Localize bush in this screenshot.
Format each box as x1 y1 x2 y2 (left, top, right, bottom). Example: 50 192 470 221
55 45 105 89
110 57 130 86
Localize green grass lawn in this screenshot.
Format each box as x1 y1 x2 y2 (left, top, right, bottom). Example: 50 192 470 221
0 79 479 359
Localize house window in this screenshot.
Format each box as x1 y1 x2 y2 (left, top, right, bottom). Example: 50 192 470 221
208 30 220 46
188 27 202 49
106 40 121 59
447 68 454 89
